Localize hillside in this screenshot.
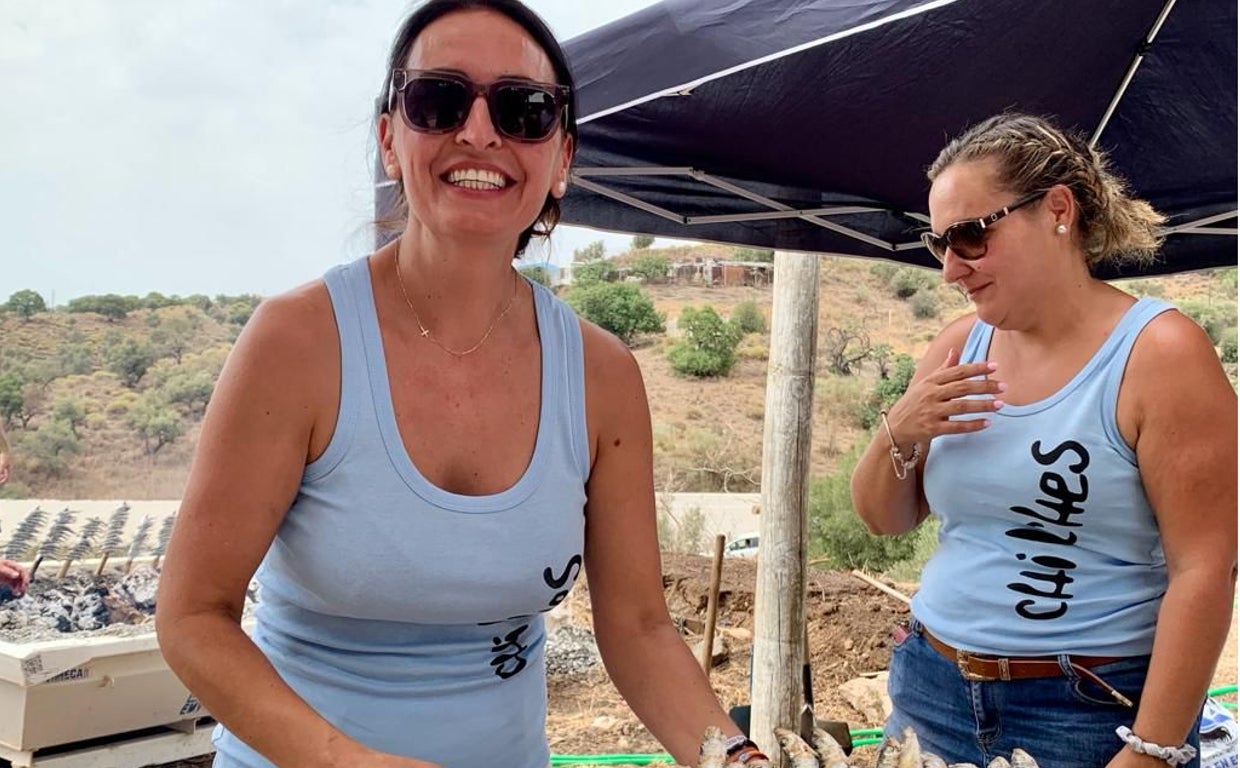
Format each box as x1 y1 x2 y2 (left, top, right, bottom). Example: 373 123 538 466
0 250 1234 500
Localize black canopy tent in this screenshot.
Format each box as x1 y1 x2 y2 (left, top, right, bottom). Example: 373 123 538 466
558 0 1237 278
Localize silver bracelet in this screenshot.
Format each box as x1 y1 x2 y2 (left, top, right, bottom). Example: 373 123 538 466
879 410 921 481
1115 726 1197 766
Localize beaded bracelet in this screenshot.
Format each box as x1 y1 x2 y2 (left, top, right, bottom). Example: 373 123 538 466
879 410 921 481
1115 726 1197 766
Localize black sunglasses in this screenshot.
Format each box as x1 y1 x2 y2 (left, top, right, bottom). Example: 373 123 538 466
388 68 571 143
920 190 1048 262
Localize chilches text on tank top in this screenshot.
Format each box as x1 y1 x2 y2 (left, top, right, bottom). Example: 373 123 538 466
915 298 1173 658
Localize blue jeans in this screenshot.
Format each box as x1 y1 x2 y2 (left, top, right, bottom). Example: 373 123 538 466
885 618 1201 767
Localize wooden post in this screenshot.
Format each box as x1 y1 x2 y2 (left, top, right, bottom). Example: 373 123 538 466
751 251 819 765
700 534 727 675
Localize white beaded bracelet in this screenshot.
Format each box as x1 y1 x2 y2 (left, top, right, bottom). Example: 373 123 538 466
1115 726 1197 766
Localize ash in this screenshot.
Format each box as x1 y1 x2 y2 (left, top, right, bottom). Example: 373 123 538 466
0 568 257 645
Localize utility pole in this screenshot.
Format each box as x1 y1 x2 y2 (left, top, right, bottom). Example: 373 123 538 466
750 250 819 765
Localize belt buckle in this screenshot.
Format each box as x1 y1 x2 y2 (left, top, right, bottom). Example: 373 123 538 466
955 649 997 682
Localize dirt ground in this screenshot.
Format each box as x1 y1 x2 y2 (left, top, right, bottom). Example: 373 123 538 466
150 553 1237 767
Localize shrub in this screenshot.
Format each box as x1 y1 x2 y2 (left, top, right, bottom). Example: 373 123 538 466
1220 327 1238 364
807 447 936 572
629 253 671 284
564 282 664 345
1178 299 1236 345
910 289 940 319
729 301 766 334
860 353 916 429
22 418 82 477
889 268 938 299
571 259 617 287
668 306 742 377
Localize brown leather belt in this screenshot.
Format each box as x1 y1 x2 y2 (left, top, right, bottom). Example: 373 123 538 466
920 626 1133 706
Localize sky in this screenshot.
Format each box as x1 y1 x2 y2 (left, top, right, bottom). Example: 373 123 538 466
0 1 670 305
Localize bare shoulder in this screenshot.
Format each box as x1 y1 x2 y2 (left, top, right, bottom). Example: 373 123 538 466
577 316 645 391
213 278 340 425
237 279 335 361
1128 309 1231 391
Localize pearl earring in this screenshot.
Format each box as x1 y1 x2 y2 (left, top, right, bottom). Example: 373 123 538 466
555 181 567 197
386 164 399 178
1056 223 1068 234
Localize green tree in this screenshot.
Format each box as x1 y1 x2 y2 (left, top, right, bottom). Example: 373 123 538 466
52 397 88 438
629 253 670 284
56 343 95 375
127 397 186 455
150 306 204 364
631 234 655 250
6 289 47 321
106 338 157 388
159 369 216 418
668 305 743 377
729 301 766 334
68 294 140 322
572 259 618 287
564 283 664 345
23 418 82 477
572 240 606 262
0 374 23 428
518 265 552 287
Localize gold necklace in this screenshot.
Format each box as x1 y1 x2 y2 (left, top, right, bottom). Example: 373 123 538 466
393 243 519 358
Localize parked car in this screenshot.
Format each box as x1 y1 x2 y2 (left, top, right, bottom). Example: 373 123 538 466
723 532 759 558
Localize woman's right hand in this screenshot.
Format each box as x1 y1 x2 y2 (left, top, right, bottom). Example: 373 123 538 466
883 348 1005 450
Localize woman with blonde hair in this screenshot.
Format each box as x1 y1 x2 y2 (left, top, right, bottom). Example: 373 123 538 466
851 113 1236 767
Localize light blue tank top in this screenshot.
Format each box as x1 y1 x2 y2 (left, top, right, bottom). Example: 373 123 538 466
213 256 590 768
914 298 1173 658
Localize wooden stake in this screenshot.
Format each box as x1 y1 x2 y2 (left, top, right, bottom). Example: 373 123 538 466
850 569 912 605
752 251 820 766
700 534 726 676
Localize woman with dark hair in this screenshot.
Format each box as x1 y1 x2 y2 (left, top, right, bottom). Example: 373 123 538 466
850 113 1236 767
155 3 761 767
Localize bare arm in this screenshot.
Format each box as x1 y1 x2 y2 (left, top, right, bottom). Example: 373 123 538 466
1106 312 1238 767
155 286 435 768
850 314 1001 534
579 322 742 766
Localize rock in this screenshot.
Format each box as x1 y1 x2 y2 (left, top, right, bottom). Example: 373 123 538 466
592 715 619 730
545 623 601 677
718 626 752 642
690 633 729 666
838 672 892 725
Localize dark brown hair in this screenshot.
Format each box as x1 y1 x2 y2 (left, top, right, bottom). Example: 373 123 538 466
375 0 578 257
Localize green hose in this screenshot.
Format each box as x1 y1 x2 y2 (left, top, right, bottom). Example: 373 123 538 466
552 686 1239 765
